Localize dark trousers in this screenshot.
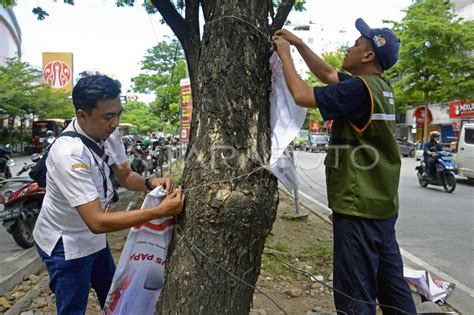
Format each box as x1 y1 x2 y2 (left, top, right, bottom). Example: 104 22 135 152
332 212 416 315
426 157 436 175
37 240 116 315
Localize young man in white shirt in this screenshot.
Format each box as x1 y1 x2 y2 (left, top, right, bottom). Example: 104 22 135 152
33 75 185 315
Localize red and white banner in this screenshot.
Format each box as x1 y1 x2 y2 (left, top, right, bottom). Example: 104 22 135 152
104 187 173 315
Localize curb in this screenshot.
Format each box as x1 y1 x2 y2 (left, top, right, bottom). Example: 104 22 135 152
0 248 43 296
4 277 48 315
280 187 466 314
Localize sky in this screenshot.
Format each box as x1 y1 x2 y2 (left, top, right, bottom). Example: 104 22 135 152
14 0 414 97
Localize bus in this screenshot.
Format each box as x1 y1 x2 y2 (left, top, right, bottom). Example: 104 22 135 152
32 119 66 153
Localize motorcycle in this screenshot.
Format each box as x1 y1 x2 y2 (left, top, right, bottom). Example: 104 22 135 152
129 143 148 176
415 151 456 193
0 144 15 179
0 154 45 248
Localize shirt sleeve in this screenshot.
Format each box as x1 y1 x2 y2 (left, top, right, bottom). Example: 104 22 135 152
313 73 370 128
49 155 100 207
104 129 128 166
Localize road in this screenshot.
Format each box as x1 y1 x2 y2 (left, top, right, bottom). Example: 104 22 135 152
0 155 32 262
291 150 474 312
0 155 43 294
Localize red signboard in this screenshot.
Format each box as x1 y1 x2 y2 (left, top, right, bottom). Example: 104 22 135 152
413 106 433 126
179 79 192 143
449 100 474 119
310 121 320 132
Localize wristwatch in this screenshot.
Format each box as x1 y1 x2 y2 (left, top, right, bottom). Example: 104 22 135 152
144 176 154 191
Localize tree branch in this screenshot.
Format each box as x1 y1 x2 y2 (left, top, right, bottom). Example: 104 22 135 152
185 0 200 38
271 0 295 31
150 0 190 45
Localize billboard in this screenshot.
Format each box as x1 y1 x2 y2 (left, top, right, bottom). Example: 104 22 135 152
449 100 474 119
42 52 73 93
179 78 192 143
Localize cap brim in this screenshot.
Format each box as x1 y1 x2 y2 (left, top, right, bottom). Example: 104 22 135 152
355 18 372 38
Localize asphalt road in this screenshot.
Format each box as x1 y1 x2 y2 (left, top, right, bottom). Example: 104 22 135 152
0 155 43 294
291 150 474 312
0 155 32 262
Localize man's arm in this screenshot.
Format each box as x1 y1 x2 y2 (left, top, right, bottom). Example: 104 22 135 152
273 37 316 108
274 29 339 85
76 189 184 234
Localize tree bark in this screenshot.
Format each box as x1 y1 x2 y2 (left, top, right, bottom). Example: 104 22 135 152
157 1 281 313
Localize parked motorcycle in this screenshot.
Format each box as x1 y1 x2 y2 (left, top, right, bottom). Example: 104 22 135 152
0 154 45 248
415 151 456 193
129 143 148 176
0 144 15 179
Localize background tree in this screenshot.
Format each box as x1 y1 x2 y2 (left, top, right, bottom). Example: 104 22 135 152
120 100 161 133
131 37 186 131
0 57 73 119
387 0 474 142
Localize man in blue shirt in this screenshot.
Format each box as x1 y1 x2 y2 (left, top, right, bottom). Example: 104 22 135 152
273 18 416 314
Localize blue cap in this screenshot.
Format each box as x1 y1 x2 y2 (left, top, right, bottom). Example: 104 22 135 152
355 18 400 70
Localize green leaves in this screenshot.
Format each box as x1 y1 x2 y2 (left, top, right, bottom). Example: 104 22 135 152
0 58 73 119
131 37 185 131
390 0 474 104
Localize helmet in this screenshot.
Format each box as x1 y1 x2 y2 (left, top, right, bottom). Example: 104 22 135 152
46 130 54 136
31 153 41 163
429 131 440 139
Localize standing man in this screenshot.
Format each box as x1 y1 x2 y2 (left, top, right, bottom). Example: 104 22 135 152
33 75 185 315
273 19 416 314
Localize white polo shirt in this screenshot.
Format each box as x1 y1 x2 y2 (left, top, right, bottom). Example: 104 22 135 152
33 119 128 260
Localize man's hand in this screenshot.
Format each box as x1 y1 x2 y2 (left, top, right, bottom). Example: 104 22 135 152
153 188 185 217
151 177 175 193
272 36 291 57
274 29 302 46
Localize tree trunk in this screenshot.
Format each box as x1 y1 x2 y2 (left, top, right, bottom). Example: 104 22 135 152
423 91 429 143
157 1 279 314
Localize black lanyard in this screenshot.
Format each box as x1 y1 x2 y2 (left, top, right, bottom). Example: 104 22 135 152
73 121 109 200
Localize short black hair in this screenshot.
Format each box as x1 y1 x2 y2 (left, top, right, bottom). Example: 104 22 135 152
72 75 122 114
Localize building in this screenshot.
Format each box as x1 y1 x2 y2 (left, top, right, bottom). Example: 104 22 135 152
286 22 341 79
0 4 21 66
452 0 473 20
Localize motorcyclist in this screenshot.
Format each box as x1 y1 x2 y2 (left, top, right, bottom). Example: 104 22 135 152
43 130 55 151
423 131 443 176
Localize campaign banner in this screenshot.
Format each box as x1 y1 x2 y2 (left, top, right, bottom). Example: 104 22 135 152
449 100 474 119
42 52 73 93
104 187 173 315
179 78 192 143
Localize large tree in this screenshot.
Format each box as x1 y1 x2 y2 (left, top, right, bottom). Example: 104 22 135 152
387 0 474 141
4 0 302 312
145 2 299 313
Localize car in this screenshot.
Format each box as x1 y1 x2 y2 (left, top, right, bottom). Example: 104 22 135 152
293 130 310 151
309 134 329 152
396 139 416 157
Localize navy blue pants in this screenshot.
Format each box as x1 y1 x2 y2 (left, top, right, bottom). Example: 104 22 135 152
37 240 115 315
333 212 416 315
